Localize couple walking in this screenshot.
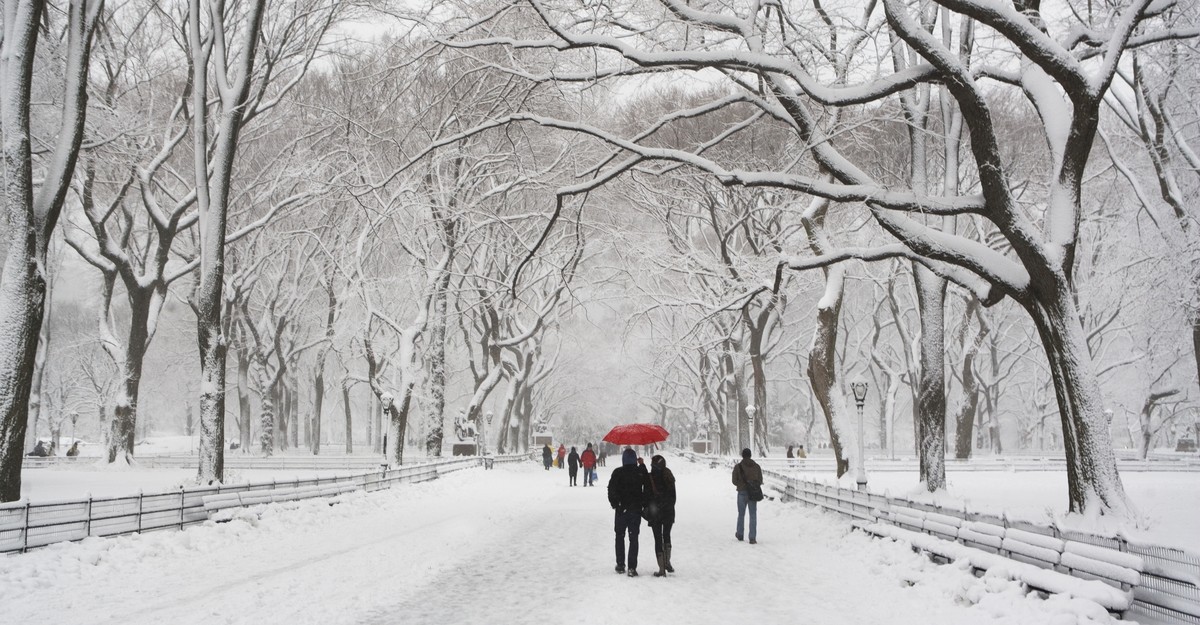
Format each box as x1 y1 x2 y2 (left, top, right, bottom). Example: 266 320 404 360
566 443 599 486
607 448 676 578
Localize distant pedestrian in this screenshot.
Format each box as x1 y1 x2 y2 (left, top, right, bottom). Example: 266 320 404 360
786 445 794 459
543 444 553 471
644 455 676 577
557 444 567 469
66 441 80 457
732 448 763 544
598 450 608 467
568 446 580 486
608 448 647 576
581 443 598 486
796 445 807 459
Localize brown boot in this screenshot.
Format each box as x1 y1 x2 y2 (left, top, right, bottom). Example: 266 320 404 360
653 553 667 577
664 546 674 573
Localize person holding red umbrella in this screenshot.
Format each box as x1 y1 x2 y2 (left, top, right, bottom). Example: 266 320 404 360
607 448 647 576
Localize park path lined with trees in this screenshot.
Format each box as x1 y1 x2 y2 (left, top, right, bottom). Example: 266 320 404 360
0 462 1120 625
1 0 1199 533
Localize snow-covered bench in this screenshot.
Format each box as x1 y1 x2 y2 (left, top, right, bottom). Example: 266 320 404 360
201 482 360 520
852 520 1135 612
875 503 1145 589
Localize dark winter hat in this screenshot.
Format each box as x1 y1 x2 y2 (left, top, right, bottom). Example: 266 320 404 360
622 448 637 465
651 455 665 467
741 448 752 459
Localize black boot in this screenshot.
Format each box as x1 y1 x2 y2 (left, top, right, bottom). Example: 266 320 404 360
627 568 638 577
664 546 674 573
653 554 667 577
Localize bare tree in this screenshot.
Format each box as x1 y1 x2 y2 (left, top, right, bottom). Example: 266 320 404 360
0 0 104 501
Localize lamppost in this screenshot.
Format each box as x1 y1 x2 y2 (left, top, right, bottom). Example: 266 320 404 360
380 392 394 459
850 380 869 491
745 405 756 454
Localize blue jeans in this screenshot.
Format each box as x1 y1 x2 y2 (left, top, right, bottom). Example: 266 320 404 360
736 491 756 541
614 509 641 569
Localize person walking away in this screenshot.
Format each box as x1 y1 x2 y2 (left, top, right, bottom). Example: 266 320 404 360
644 455 677 577
557 444 567 469
568 446 580 486
543 444 553 471
796 445 807 459
732 448 763 544
608 448 647 576
581 443 597 486
786 445 794 459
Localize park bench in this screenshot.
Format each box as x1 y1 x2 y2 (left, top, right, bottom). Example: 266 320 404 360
852 519 1135 613
201 482 360 521
852 501 1168 616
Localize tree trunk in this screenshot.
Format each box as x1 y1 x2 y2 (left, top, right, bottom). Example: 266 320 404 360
341 382 353 454
1025 287 1132 516
312 369 323 455
254 367 275 456
26 306 52 456
807 272 851 477
425 282 450 457
237 346 252 450
748 330 770 455
952 313 987 459
913 265 947 490
387 393 411 466
106 288 153 463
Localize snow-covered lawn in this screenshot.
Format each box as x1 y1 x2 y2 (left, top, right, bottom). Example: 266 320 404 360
18 467 351 501
1 460 1128 625
793 469 1200 552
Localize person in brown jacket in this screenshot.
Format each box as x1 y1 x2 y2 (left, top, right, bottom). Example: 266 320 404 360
731 448 763 544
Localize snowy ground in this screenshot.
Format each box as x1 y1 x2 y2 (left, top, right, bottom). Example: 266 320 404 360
1 459 1129 625
792 469 1200 552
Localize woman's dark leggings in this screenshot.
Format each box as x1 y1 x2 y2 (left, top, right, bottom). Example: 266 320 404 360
651 521 673 555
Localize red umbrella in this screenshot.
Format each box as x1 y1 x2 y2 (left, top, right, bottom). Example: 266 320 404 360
602 423 670 446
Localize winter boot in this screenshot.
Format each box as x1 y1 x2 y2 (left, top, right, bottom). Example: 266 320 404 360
627 568 638 577
664 546 674 573
653 554 667 577
615 564 625 574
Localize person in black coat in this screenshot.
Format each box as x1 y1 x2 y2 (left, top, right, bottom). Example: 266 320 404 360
567 446 580 486
644 454 677 577
542 444 553 471
607 448 647 576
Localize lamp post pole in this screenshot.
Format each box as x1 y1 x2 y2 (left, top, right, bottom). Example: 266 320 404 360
851 381 869 491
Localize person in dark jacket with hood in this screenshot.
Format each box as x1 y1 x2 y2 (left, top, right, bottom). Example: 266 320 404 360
567 446 580 486
644 454 677 577
732 448 763 544
608 448 647 576
542 444 553 470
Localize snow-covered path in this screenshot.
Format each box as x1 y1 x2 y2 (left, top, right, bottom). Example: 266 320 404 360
0 459 1121 625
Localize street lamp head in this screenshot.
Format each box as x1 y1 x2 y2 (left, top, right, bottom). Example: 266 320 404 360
486 411 494 424
850 380 869 407
380 392 394 411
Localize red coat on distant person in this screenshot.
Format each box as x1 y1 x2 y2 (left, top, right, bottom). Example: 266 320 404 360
581 446 597 469
557 444 567 466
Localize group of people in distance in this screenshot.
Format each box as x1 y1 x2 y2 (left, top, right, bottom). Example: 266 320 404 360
606 446 764 578
542 443 606 486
